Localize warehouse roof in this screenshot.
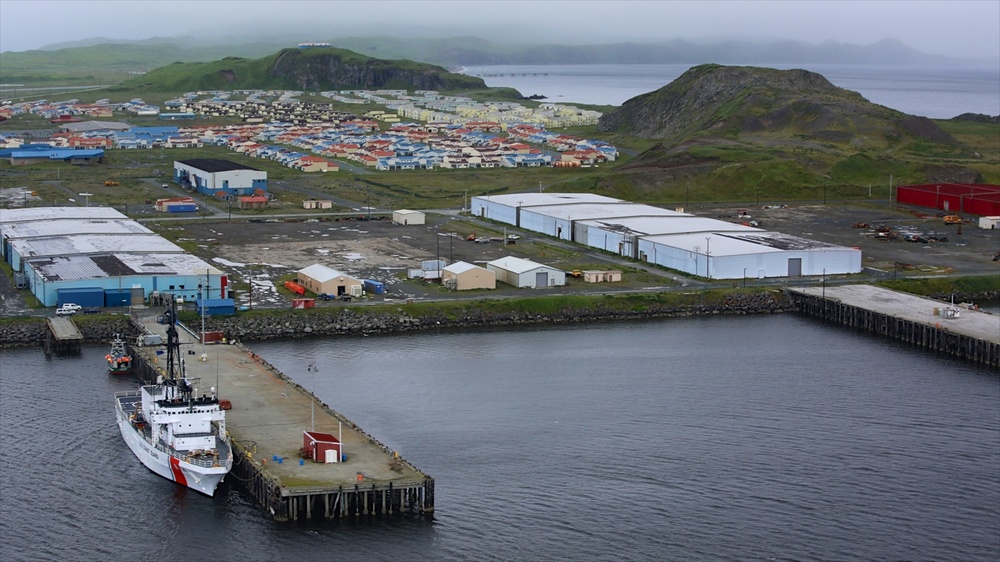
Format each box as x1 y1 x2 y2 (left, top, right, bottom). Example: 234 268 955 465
443 261 484 274
523 203 687 221
298 263 353 282
475 193 621 208
486 256 555 274
644 231 854 257
1 218 151 240
26 252 219 282
177 158 261 173
59 121 131 133
10 233 183 258
0 207 125 224
580 216 760 236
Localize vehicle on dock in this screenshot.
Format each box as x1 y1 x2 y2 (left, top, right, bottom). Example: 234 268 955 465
114 302 233 496
106 334 132 375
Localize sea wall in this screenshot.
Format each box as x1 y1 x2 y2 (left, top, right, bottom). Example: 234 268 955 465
202 291 794 341
0 292 790 348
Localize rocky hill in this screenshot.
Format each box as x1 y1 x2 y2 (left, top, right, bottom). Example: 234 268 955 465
597 64 956 147
117 47 487 92
590 65 988 196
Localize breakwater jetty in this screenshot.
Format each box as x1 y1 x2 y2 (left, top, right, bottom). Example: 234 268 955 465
126 309 434 521
788 285 1000 369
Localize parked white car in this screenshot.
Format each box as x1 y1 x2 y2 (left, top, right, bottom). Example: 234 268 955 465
55 306 77 316
59 303 82 312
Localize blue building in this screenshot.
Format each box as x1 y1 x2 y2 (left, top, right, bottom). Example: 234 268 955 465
173 158 268 197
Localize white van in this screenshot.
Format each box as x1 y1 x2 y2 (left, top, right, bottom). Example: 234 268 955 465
55 306 77 316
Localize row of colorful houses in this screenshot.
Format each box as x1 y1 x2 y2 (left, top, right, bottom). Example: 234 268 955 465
1 89 617 172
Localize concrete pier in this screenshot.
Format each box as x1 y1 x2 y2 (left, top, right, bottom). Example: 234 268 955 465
788 285 1000 369
126 309 434 521
45 317 82 355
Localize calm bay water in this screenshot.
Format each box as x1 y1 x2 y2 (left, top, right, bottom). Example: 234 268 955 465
461 63 1000 118
1 314 998 561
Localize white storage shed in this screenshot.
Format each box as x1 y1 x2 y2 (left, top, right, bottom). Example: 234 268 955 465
487 256 566 288
392 209 425 225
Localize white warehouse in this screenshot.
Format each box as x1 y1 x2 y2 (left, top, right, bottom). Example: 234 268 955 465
470 193 862 280
487 256 566 288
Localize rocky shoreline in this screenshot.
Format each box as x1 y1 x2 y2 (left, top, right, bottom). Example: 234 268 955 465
4 289 995 350
0 292 793 349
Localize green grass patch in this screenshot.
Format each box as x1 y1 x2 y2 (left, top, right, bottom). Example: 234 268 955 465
875 275 1000 298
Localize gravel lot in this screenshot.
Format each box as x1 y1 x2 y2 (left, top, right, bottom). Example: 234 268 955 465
2 202 996 317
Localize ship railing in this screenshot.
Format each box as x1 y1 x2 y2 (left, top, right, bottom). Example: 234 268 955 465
154 436 232 469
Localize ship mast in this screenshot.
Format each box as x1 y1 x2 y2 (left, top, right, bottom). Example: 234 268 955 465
165 298 179 381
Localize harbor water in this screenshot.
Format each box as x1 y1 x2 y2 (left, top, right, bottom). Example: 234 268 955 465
2 314 998 560
461 63 1000 119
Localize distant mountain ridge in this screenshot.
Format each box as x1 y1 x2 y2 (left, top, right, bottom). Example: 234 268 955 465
1 35 985 85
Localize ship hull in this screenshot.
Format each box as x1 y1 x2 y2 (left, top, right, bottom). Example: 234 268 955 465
108 364 132 375
115 394 229 496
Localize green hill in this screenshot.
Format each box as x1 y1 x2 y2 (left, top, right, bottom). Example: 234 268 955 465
590 64 991 200
109 47 487 92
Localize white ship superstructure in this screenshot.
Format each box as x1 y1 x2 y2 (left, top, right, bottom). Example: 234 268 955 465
114 302 232 496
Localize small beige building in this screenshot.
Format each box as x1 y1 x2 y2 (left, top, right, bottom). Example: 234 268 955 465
303 199 333 210
392 209 425 225
582 270 622 283
297 264 362 297
442 261 496 291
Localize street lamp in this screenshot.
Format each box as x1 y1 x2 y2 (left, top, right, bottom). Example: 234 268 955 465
704 236 711 278
743 267 747 289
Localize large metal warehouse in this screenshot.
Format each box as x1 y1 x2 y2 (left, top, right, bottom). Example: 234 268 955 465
1 207 225 306
486 256 566 288
637 231 861 280
471 193 862 279
173 158 268 197
24 253 224 307
472 193 622 228
576 215 760 258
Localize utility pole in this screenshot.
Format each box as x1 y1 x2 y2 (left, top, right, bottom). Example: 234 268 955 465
704 236 711 278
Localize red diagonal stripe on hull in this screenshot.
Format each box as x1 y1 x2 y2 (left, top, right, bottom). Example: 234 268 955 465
169 456 187 487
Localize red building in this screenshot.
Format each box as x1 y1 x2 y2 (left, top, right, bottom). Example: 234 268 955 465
897 184 1000 216
303 431 342 463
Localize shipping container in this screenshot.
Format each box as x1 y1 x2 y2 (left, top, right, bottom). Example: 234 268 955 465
104 288 131 307
292 298 315 309
195 298 236 316
56 287 105 308
166 204 198 213
362 279 385 294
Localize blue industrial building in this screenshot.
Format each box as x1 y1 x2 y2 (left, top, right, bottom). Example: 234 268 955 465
0 207 227 308
173 158 267 197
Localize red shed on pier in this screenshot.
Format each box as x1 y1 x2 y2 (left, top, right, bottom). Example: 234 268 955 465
303 431 342 463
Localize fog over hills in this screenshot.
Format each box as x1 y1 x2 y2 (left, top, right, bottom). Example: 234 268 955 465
11 34 986 69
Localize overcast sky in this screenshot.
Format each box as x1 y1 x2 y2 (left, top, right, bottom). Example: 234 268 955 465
0 0 997 59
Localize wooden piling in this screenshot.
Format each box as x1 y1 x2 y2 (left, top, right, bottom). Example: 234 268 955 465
788 286 999 369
